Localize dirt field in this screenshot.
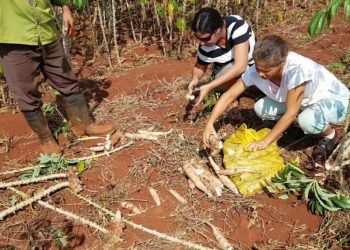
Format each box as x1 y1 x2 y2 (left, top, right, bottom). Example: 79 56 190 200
1 3 350 250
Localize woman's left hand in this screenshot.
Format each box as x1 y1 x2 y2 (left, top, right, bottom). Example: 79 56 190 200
248 140 269 151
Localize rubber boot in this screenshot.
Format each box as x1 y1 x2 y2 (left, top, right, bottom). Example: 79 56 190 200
22 109 62 155
61 92 115 136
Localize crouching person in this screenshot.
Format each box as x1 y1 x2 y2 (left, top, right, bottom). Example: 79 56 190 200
203 35 349 165
0 0 114 155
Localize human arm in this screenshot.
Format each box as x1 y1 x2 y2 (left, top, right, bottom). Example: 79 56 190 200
188 62 208 95
62 4 75 36
203 79 247 148
248 84 305 151
195 41 249 106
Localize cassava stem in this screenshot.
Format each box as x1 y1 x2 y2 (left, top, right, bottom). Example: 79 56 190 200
77 141 134 161
8 187 108 234
0 173 67 189
0 164 48 176
0 182 69 220
70 191 211 250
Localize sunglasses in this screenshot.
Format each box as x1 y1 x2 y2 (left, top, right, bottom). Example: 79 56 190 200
195 33 213 42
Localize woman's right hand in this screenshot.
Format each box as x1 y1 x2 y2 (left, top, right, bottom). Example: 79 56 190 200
203 123 218 149
188 78 199 95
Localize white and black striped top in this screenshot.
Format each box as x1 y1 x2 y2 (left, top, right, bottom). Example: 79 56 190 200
197 15 256 68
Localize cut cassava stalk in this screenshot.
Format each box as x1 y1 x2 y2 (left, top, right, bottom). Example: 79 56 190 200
77 140 134 161
8 187 108 234
70 191 212 250
0 173 67 189
183 159 213 198
97 1 112 69
168 189 187 204
136 129 173 136
0 164 48 176
206 222 234 250
217 168 255 176
208 156 239 195
124 132 158 141
148 187 161 206
0 182 69 220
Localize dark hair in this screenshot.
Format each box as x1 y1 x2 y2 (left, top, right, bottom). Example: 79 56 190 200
253 35 289 66
191 7 223 33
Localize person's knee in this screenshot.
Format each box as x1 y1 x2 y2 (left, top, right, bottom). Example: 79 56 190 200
297 113 325 134
254 99 265 119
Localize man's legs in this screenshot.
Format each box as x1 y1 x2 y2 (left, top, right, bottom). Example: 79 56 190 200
0 43 61 155
41 39 115 136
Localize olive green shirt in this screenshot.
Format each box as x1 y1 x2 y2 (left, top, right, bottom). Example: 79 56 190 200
0 0 69 45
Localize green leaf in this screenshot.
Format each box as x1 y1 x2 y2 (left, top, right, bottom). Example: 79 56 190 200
330 0 342 17
77 161 85 174
345 0 350 19
313 186 340 212
304 181 314 201
308 10 327 37
176 18 187 31
9 195 17 206
315 200 326 215
332 195 350 209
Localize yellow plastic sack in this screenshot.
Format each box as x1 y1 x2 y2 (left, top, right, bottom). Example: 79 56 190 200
223 124 284 195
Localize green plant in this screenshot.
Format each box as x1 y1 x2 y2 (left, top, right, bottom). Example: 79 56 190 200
328 61 347 74
53 228 75 249
308 0 350 37
203 91 222 111
42 103 70 139
20 154 80 180
266 162 350 215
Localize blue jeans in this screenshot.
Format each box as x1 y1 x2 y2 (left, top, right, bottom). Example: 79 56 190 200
254 96 349 134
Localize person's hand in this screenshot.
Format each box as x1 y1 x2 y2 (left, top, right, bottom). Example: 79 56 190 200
188 78 199 95
195 84 211 106
62 5 76 36
248 140 269 151
203 123 218 149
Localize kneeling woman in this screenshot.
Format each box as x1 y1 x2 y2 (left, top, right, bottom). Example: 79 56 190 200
188 7 256 106
203 35 349 164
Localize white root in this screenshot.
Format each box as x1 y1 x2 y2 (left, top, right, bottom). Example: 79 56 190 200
168 189 187 204
207 222 233 250
137 129 173 136
193 165 223 197
188 179 196 190
148 187 161 206
183 160 213 198
218 168 255 176
89 145 105 152
71 191 211 250
185 94 195 101
120 201 142 215
124 132 158 141
0 173 67 189
77 140 134 161
0 182 69 220
208 156 239 195
8 187 108 234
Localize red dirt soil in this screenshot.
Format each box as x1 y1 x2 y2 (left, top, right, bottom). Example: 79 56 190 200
1 12 349 250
